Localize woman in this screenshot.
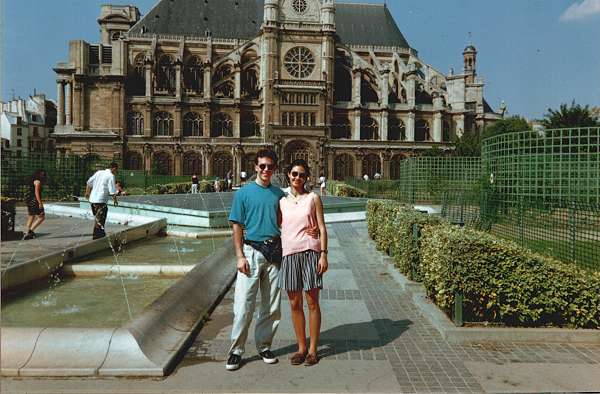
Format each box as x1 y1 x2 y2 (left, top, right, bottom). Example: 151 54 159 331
279 159 328 366
24 169 46 240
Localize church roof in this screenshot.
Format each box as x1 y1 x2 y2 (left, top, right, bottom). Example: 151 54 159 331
129 0 410 48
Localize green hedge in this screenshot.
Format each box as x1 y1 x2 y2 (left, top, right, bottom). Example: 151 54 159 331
366 200 442 281
145 181 215 195
327 182 367 198
366 199 600 328
420 225 600 328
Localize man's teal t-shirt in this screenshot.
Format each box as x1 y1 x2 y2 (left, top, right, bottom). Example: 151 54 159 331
228 182 285 242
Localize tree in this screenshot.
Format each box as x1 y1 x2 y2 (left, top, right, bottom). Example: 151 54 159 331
482 116 529 139
420 145 447 157
542 101 599 129
451 132 481 157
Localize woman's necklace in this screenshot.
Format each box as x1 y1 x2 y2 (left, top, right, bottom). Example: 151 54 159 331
290 190 306 205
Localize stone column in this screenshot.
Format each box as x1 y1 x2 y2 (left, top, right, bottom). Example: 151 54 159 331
174 107 182 138
73 83 81 129
352 69 362 106
381 111 388 141
406 112 415 142
381 151 391 180
233 108 241 138
144 106 153 137
455 114 465 138
145 61 153 97
406 76 416 107
204 65 212 100
174 146 182 176
56 81 65 126
234 65 241 100
433 112 442 142
144 145 153 173
203 111 211 137
355 154 363 178
65 81 72 125
327 148 334 180
353 111 361 140
234 145 243 184
175 61 182 99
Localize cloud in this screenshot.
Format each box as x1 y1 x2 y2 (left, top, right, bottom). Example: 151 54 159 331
560 0 600 21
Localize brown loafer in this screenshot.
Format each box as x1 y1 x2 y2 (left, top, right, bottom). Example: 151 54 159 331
304 353 319 366
290 352 307 365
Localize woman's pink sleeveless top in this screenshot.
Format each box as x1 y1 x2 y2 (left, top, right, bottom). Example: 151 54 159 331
280 192 321 257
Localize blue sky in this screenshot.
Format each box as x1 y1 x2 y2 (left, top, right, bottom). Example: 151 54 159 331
2 0 599 120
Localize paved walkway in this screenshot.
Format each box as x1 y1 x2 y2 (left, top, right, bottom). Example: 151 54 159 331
1 207 126 269
3 221 600 393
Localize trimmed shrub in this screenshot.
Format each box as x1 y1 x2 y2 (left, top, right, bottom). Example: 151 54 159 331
420 225 600 328
366 200 443 281
145 181 215 195
335 183 367 198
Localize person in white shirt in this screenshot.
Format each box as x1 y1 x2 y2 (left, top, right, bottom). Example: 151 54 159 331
319 175 326 196
85 162 119 239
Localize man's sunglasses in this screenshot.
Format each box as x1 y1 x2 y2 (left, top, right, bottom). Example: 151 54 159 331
258 163 276 171
290 171 307 179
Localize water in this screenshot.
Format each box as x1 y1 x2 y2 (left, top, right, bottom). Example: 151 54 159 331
1 276 177 327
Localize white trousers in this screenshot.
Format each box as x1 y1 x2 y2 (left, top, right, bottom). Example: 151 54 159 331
191 184 199 194
229 244 281 356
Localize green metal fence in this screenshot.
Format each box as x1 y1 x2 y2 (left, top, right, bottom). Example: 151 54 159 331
1 153 117 200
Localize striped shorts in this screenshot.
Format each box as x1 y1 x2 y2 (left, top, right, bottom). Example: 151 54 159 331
279 250 323 292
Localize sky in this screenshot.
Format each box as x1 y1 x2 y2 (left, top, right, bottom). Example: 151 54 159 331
1 0 599 120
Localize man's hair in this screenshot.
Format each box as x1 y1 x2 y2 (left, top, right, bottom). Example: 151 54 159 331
110 162 119 169
254 149 278 165
286 159 311 178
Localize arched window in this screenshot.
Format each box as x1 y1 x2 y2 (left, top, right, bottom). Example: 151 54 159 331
128 53 145 95
388 118 405 141
212 152 233 179
362 154 381 179
211 113 232 137
241 113 261 137
389 79 401 104
334 153 354 181
154 111 173 136
332 116 351 139
213 64 234 98
390 154 404 180
127 112 144 135
155 54 176 94
183 112 203 137
124 151 143 170
241 67 259 99
183 56 203 94
443 120 451 142
285 140 311 165
360 115 379 140
334 65 352 102
415 119 430 142
183 151 202 175
361 73 379 104
153 151 172 175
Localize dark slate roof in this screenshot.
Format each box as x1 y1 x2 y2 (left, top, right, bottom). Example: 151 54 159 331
483 98 495 114
335 3 409 48
129 0 410 48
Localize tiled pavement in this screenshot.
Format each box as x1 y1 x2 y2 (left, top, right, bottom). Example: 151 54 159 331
3 221 599 393
185 221 600 393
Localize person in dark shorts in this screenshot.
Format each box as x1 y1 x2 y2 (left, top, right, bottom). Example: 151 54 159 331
23 169 46 240
85 162 119 239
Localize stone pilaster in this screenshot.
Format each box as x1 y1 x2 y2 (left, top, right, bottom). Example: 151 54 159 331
353 110 361 140
406 113 415 142
65 81 72 125
433 112 442 142
56 81 65 126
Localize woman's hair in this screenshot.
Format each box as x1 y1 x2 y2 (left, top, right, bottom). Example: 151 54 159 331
32 169 46 182
286 159 310 178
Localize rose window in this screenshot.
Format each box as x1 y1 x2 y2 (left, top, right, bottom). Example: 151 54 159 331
292 0 308 14
284 47 315 79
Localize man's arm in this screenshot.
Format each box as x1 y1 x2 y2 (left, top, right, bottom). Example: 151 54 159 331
108 174 118 205
232 223 250 276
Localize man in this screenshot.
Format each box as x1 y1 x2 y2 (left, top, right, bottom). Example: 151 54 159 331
85 162 119 239
319 175 326 196
226 149 285 371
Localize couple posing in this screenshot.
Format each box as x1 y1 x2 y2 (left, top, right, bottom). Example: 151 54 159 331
227 149 328 370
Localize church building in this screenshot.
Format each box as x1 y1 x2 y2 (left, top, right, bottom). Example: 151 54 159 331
52 0 500 181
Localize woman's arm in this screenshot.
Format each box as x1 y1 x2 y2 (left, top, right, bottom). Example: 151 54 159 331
34 180 43 207
314 193 328 274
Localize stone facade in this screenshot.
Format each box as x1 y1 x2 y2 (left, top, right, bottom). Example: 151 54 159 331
53 0 500 181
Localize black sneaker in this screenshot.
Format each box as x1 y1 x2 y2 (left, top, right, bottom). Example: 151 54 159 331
23 231 35 240
225 353 241 371
258 349 278 364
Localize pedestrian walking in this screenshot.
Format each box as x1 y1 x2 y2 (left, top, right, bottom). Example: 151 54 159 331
23 169 46 240
85 162 119 240
226 170 233 191
191 174 199 194
319 175 326 196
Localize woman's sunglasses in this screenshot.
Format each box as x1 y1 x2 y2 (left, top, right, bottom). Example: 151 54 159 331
258 163 276 171
290 171 307 179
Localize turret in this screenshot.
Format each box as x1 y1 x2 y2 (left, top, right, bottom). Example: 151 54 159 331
321 0 335 31
463 45 477 84
98 5 140 45
264 0 279 27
